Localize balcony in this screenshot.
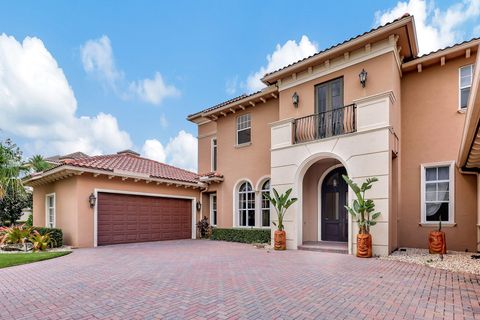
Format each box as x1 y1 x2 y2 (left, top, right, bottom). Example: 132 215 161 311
293 104 356 144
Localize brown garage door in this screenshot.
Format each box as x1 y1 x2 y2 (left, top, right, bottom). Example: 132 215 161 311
97 193 192 246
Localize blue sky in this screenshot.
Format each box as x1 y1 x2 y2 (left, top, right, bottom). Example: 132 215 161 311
0 0 479 171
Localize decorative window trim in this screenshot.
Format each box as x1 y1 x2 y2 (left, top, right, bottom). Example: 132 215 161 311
45 193 56 228
210 193 217 226
211 137 217 172
260 179 271 228
236 114 251 146
459 64 473 110
420 161 455 225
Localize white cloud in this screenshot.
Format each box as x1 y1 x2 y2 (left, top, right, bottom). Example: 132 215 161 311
80 35 123 90
81 35 179 105
129 72 180 105
141 130 198 172
159 114 168 129
0 33 132 156
374 0 480 55
225 76 238 95
142 139 166 163
246 35 318 92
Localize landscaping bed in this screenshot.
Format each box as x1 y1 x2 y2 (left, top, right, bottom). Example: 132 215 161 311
0 251 71 269
210 228 271 244
381 248 480 275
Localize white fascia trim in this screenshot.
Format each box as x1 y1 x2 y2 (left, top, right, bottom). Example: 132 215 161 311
93 188 197 247
278 44 400 92
28 165 202 188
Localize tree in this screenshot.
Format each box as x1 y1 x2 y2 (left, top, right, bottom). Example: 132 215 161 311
0 139 27 200
27 154 52 173
0 186 32 226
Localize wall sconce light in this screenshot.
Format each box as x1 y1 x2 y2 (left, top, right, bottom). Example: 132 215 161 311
89 193 97 208
359 68 368 88
196 201 202 211
292 92 299 108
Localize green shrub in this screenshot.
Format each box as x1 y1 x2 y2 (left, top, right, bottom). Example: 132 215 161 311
210 228 271 244
32 227 63 248
25 214 33 227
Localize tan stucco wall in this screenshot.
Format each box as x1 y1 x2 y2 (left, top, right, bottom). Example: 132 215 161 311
400 54 478 251
32 177 79 245
198 120 217 174
211 99 279 228
302 159 341 242
33 174 200 248
278 52 400 120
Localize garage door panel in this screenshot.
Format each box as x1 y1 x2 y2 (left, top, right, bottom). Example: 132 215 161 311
97 193 192 246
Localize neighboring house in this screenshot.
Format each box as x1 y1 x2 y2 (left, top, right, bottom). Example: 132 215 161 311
25 150 202 247
25 14 480 255
188 14 480 255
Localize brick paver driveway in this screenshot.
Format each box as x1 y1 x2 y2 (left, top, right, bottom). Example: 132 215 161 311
1 240 479 320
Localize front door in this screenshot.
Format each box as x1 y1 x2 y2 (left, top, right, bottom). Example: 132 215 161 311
321 167 348 242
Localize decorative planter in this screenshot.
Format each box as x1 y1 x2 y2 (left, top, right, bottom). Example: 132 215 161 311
429 231 446 254
274 230 286 250
356 233 372 258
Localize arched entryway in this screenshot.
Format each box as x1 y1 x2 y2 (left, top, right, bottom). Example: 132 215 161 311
320 166 348 242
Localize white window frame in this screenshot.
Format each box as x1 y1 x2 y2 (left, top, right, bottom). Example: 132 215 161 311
236 114 251 146
45 193 56 228
236 180 255 227
459 64 474 110
211 138 217 172
210 193 217 226
420 161 455 225
260 179 271 228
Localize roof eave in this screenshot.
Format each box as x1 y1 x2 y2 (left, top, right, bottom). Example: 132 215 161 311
458 45 480 169
261 15 416 84
24 165 203 188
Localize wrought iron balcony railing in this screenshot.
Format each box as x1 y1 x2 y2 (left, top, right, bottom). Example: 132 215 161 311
293 104 356 144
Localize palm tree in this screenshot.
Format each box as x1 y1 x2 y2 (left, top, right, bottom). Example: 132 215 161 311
27 155 51 173
0 139 27 200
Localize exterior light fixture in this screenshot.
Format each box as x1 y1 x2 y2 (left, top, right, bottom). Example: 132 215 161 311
196 201 202 211
359 68 368 88
89 193 97 208
292 92 299 108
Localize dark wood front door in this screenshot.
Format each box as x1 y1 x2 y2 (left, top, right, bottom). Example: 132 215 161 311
97 193 192 246
321 167 348 242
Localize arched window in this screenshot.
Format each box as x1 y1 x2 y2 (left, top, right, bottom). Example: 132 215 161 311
238 181 255 226
261 180 271 227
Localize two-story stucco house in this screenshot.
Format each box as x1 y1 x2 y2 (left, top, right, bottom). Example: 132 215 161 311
188 14 480 255
27 14 480 255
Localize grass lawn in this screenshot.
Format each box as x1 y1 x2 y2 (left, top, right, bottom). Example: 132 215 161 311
0 251 72 269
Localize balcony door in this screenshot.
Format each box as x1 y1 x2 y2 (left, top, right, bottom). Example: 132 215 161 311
315 78 344 137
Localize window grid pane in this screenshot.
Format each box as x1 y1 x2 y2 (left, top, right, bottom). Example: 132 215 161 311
424 165 450 222
238 182 255 227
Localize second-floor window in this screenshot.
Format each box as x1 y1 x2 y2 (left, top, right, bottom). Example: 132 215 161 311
236 114 251 145
211 138 217 171
459 64 473 109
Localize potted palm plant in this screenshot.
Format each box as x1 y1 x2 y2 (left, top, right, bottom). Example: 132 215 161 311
342 175 381 258
428 216 446 255
264 188 297 250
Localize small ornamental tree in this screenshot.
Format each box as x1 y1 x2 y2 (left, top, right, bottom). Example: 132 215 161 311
342 175 380 234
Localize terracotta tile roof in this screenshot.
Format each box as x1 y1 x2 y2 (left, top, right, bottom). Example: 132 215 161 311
188 91 260 119
48 152 199 184
262 14 413 80
46 152 90 164
416 37 480 58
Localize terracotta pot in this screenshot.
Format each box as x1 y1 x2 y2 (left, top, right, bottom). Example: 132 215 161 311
429 231 446 254
356 233 372 258
274 230 286 250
